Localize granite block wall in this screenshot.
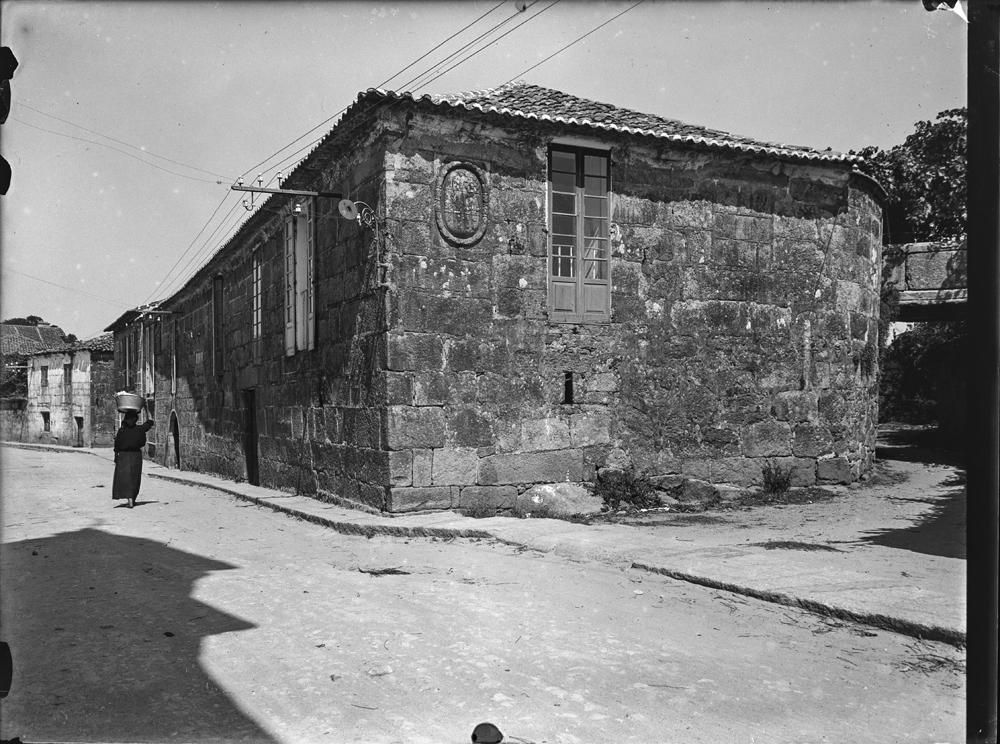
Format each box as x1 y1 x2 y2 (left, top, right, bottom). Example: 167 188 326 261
135 102 882 514
380 109 881 511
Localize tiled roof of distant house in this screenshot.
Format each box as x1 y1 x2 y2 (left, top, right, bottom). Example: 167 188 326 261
353 81 853 164
30 332 114 356
0 323 68 356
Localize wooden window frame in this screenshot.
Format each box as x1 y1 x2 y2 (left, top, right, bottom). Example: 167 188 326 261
547 145 611 324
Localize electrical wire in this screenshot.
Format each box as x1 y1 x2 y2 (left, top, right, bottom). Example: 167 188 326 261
407 0 561 94
142 192 243 303
393 1 542 93
150 2 524 302
497 0 646 87
11 116 226 185
242 0 541 188
16 101 233 181
236 0 509 182
149 0 560 303
4 267 133 309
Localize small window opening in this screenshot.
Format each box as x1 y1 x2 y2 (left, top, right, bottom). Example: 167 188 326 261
563 371 574 404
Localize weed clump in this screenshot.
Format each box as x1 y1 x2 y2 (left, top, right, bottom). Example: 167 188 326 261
761 460 793 495
593 469 662 512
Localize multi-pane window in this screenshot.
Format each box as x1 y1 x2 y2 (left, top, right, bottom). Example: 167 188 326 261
40 365 48 387
284 200 316 355
63 363 72 400
252 247 262 360
548 146 611 323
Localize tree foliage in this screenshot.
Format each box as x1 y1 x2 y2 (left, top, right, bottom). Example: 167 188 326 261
853 107 966 244
856 109 968 435
2 315 45 326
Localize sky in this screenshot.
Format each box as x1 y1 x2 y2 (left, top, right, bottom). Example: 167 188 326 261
0 0 967 340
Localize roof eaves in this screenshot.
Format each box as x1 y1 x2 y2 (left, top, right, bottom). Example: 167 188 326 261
405 87 857 165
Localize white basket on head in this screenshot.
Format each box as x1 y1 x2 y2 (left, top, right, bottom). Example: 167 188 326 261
115 392 145 412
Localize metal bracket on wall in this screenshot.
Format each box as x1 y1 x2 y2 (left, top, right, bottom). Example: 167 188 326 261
232 176 343 212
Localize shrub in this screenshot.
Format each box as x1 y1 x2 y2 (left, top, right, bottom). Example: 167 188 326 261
761 460 793 495
593 469 662 512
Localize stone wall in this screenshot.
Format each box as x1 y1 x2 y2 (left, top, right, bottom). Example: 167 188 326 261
90 353 117 447
138 102 881 513
0 398 27 441
149 128 394 509
25 350 107 447
379 108 881 510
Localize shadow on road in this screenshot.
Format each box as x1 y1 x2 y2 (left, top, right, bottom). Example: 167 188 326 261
858 480 967 560
1 527 275 743
864 425 967 560
876 424 965 468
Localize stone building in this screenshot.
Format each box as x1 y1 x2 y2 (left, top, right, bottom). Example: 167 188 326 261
24 333 117 447
114 83 883 512
1 321 70 441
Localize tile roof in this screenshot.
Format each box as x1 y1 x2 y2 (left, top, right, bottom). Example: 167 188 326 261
356 81 853 164
1 323 68 356
31 332 115 355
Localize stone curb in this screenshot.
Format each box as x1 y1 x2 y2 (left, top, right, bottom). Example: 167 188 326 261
154 469 966 648
630 562 965 648
2 442 966 647
149 471 496 541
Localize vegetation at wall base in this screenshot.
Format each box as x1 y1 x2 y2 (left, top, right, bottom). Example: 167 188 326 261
593 469 663 512
761 460 793 495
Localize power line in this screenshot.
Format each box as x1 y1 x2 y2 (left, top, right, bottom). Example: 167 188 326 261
141 191 240 303
152 2 521 302
149 0 556 303
497 0 647 86
4 267 133 309
407 0 560 94
11 116 226 185
17 101 233 181
394 1 539 92
237 0 509 182
246 1 540 185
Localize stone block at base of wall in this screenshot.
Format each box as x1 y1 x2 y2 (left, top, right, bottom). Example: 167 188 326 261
456 485 517 511
387 485 456 512
817 456 856 484
517 482 603 516
479 449 583 485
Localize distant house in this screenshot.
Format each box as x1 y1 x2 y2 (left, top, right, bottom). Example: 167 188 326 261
108 82 884 512
1 321 69 441
24 334 117 447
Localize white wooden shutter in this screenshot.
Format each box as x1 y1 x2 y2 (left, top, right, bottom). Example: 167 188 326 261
284 214 296 356
306 202 316 350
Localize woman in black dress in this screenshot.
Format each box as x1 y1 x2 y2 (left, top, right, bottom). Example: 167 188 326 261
112 410 154 508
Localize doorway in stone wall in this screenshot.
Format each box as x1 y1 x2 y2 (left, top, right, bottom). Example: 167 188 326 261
242 389 260 486
74 416 84 447
168 411 181 470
